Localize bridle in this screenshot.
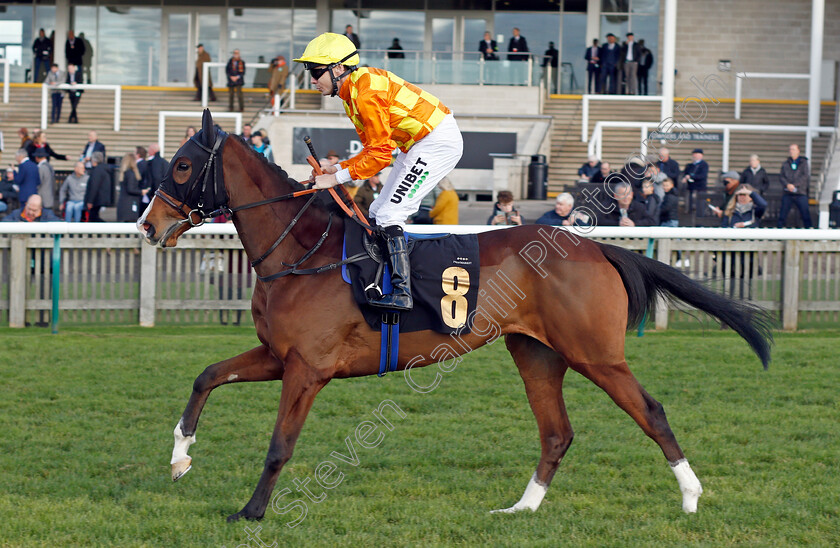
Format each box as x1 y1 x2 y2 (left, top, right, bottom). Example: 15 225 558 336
154 132 373 283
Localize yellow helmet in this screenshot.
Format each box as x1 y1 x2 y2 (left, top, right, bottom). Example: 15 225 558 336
293 33 359 67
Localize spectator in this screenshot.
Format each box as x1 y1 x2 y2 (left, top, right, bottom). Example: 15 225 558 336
193 44 217 102
657 147 681 183
85 152 110 222
0 167 20 215
80 130 106 169
429 178 459 225
599 33 621 94
659 177 679 227
620 32 640 95
584 38 600 94
719 184 766 228
65 30 85 72
589 161 612 184
777 143 812 228
621 157 647 197
718 170 741 207
344 25 361 49
35 148 57 212
59 161 88 222
268 55 289 107
180 126 197 147
142 143 169 202
543 41 559 69
740 154 770 195
508 27 529 61
14 148 41 205
323 150 341 168
644 162 665 200
535 193 589 227
487 190 523 226
65 63 83 124
640 179 660 222
577 155 601 181
79 32 93 84
479 31 498 61
44 64 64 124
354 172 383 217
27 130 67 163
226 49 246 112
597 182 655 226
251 131 273 163
680 148 708 214
240 124 253 144
117 153 143 222
32 29 52 83
637 39 654 95
19 128 33 150
1 194 62 223
387 38 405 59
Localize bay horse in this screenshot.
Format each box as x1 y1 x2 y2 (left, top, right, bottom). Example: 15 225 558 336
138 110 771 522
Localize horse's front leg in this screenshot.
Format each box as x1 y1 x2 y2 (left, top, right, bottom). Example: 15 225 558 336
172 345 285 481
227 351 330 522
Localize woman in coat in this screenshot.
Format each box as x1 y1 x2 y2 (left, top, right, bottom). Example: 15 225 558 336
116 153 142 222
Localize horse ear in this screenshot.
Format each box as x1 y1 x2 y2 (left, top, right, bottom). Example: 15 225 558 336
201 109 215 145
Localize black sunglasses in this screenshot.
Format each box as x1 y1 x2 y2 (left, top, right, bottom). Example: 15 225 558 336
308 66 331 79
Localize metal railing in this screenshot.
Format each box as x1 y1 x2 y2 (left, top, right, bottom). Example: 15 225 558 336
157 111 242 156
580 94 664 142
0 58 10 104
40 83 121 131
734 72 810 119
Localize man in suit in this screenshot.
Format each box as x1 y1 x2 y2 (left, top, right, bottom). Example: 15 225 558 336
226 49 246 112
85 152 111 222
479 31 498 60
32 28 52 83
620 32 641 95
144 143 170 198
657 147 681 183
637 39 654 95
14 149 41 206
681 148 709 214
80 130 106 169
584 38 600 93
599 33 621 94
344 25 361 49
65 63 83 124
508 27 529 61
193 44 217 102
35 148 58 213
65 30 85 71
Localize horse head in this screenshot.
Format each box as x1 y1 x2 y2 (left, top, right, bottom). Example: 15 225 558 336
138 109 230 247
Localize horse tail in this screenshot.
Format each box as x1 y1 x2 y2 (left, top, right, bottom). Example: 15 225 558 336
597 242 773 369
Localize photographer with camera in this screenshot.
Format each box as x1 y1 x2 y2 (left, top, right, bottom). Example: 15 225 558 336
488 190 523 226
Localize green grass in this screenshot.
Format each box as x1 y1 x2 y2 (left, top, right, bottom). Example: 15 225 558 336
1 327 838 547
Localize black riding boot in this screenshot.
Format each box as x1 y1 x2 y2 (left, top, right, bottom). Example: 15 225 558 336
370 225 413 311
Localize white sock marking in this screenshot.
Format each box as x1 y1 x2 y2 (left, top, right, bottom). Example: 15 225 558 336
490 473 547 514
671 458 703 513
171 418 196 465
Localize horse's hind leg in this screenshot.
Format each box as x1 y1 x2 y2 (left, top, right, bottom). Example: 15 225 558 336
171 345 284 481
491 334 573 514
570 360 703 513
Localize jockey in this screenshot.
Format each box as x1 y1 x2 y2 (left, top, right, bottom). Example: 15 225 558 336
294 33 463 311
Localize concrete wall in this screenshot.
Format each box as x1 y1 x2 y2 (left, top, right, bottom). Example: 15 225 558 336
662 0 840 100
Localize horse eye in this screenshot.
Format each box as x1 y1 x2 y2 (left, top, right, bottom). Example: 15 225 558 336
177 163 190 172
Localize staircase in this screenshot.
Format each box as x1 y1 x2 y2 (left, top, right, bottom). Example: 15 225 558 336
544 96 836 200
0 84 322 170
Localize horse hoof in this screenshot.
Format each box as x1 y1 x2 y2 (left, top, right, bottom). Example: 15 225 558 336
171 458 192 481
227 510 263 522
489 505 533 514
681 488 702 513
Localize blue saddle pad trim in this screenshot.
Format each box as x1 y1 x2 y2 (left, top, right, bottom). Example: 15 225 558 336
378 319 399 377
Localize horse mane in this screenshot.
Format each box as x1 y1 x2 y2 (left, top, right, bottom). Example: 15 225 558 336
231 134 354 219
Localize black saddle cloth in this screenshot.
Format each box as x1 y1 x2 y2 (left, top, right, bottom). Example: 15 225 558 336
342 220 480 334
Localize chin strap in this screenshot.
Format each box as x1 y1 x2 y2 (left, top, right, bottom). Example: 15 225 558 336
328 65 355 97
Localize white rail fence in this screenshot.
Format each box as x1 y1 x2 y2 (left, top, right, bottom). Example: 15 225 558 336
158 111 242 156
587 120 835 172
0 224 838 331
40 83 121 131
734 72 810 120
0 58 10 104
580 94 664 142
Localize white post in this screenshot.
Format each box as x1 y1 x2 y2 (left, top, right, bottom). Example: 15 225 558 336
527 56 533 87
640 125 648 157
289 72 296 110
273 93 280 115
2 59 9 104
808 0 824 167
158 112 166 156
114 86 121 132
202 62 209 108
581 95 589 141
722 127 730 171
596 125 603 160
41 83 48 129
660 0 677 122
734 75 743 120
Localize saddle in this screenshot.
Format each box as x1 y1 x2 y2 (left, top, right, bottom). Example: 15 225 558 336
342 220 480 334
